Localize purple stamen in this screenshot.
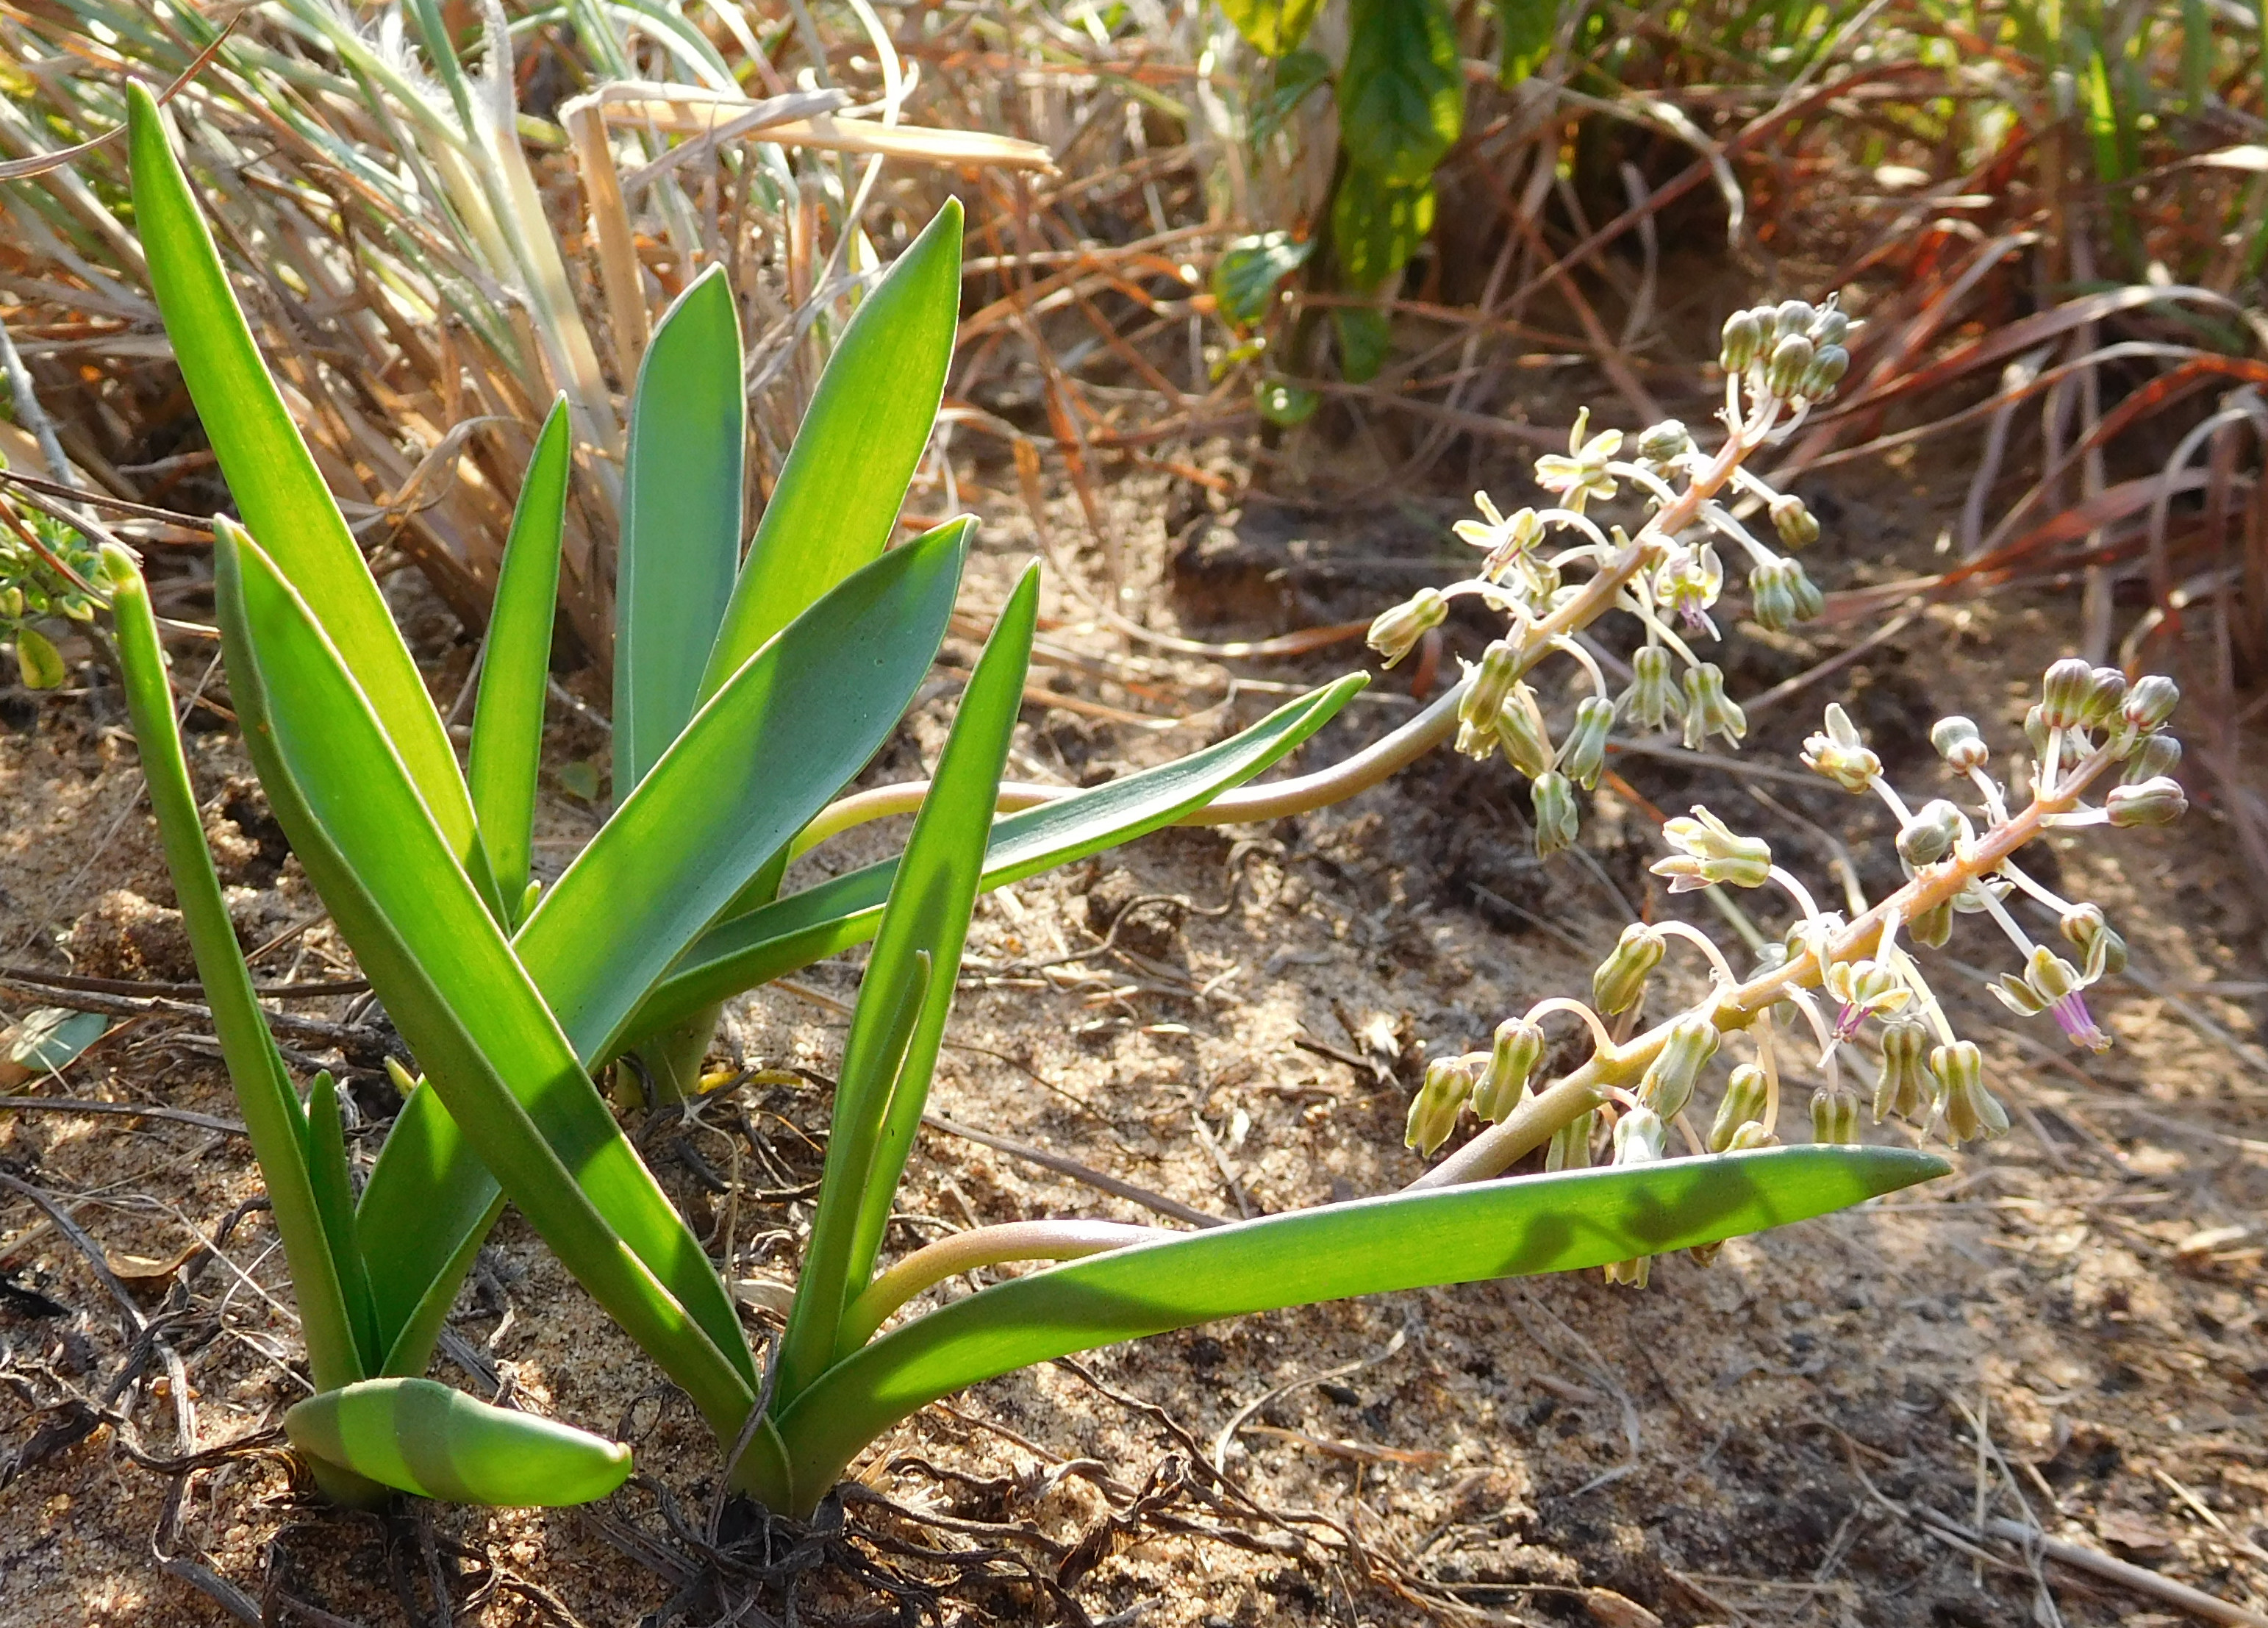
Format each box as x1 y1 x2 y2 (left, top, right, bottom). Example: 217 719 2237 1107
1834 1002 1867 1041
2051 992 2111 1053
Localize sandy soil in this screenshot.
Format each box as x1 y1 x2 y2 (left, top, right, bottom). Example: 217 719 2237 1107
2 438 2265 1628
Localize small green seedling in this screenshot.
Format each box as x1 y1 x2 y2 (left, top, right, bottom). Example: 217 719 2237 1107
115 82 1948 1516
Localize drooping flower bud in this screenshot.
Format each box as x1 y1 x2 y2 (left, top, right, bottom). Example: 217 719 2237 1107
1800 346 1850 400
2106 776 2187 828
1772 299 1816 340
1556 694 1617 790
2078 666 2128 729
1636 419 1692 463
1930 1040 2007 1143
1367 588 1445 667
2122 731 2180 783
2123 674 2179 731
1764 332 1816 399
1768 493 1820 549
1474 1018 1545 1121
1617 644 1684 732
2040 658 2094 731
1653 804 1772 891
1593 923 1667 1015
1495 683 1556 778
1682 663 1746 749
1811 1085 1860 1145
1800 701 1881 792
2023 703 2050 761
1531 769 1580 856
1454 715 1498 762
1639 1013 1720 1121
1546 1107 1596 1171
1458 640 1521 732
1895 801 1961 871
1808 304 1850 348
1613 1105 1667 1164
1749 560 1799 632
1726 1121 1776 1150
1931 715 1989 772
1709 1063 1770 1152
1720 309 1764 374
1405 1056 1473 1154
2059 903 2128 979
1873 1017 1931 1122
1908 896 1954 948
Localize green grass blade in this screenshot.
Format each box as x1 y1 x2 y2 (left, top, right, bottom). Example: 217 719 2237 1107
470 397 571 921
840 566 1040 1304
700 200 964 698
105 549 365 1395
285 1377 632 1507
304 1071 381 1371
765 1146 1947 1510
773 567 1038 1404
125 85 494 914
615 265 744 795
357 1069 509 1374
622 676 1365 1046
214 521 757 1438
521 520 971 1065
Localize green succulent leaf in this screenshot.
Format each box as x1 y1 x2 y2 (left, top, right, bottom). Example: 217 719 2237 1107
765 1146 1947 1510
774 565 1040 1406
702 199 964 697
1218 0 1326 60
303 1071 382 1371
213 521 756 1440
470 396 571 921
1338 0 1465 185
1213 232 1314 329
621 676 1364 1047
357 1069 507 1377
615 266 745 795
125 85 496 915
286 1378 632 1507
523 518 973 1065
1332 166 1437 293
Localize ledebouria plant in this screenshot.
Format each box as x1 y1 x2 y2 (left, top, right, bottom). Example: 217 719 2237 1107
1399 665 2185 1283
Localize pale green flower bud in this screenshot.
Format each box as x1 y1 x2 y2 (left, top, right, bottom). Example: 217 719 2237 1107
2023 702 2050 761
1811 1085 1860 1145
1636 419 1692 463
1531 770 1580 856
2040 658 2093 730
1764 332 1816 398
1874 1017 1931 1122
1654 804 1772 891
1807 304 1850 348
1556 694 1616 790
2106 776 2186 828
1454 715 1498 762
1727 1120 1777 1150
2123 731 2180 784
1495 683 1556 778
1405 1055 1473 1155
1613 1105 1667 1165
1771 299 1816 340
1931 715 1988 772
1367 588 1445 667
1459 640 1521 731
1720 309 1764 373
1768 493 1820 549
1474 1018 1545 1121
1617 644 1684 732
1709 1063 1770 1152
2078 665 2128 728
1931 1040 2007 1143
1593 922 1666 1015
1681 663 1746 749
1908 896 1954 948
1800 701 1881 792
2059 903 2127 979
1748 560 1800 632
1546 1107 1596 1171
1640 1013 1720 1121
1800 346 1850 400
1895 799 1964 868
2123 674 2179 731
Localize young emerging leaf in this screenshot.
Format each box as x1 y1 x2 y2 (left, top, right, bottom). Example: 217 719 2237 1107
285 1378 632 1507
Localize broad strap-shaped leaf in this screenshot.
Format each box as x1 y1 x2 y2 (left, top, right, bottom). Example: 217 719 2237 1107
1337 0 1465 186
522 520 972 1065
285 1378 632 1507
471 396 571 920
126 85 494 913
106 549 368 1396
616 265 745 794
304 1072 381 1371
357 1068 509 1376
214 521 756 1440
699 200 965 699
773 566 1039 1404
620 676 1364 1049
758 1146 1948 1511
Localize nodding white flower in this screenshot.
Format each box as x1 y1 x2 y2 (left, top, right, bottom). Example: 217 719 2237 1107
1655 540 1724 639
1533 408 1622 512
1800 703 1881 793
1452 493 1543 579
1822 957 1909 1040
1989 943 2114 1053
1653 804 1771 892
